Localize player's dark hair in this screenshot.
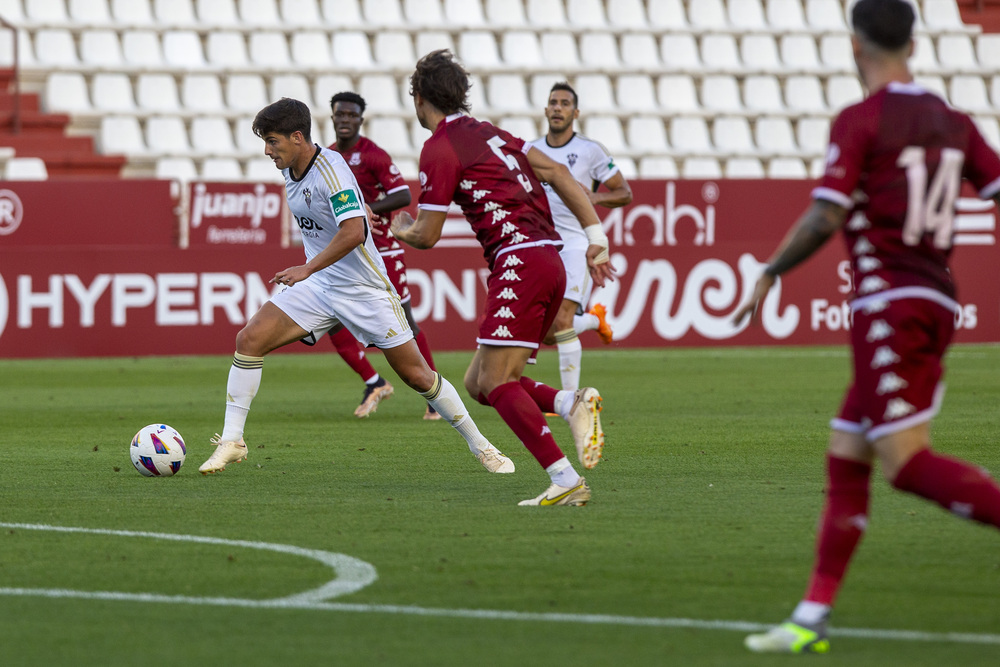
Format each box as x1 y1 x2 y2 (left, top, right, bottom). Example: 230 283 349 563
851 0 915 51
549 82 578 108
330 91 366 114
252 97 312 141
409 49 471 115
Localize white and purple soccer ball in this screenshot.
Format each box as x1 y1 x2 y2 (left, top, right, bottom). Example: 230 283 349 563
130 424 186 477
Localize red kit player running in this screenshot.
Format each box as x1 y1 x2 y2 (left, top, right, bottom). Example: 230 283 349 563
734 0 1000 653
392 50 615 505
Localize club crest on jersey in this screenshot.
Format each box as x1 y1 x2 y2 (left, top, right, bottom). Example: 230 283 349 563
303 187 312 209
331 189 361 217
349 152 361 166
567 153 578 168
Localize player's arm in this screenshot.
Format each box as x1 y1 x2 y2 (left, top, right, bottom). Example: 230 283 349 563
390 207 447 249
368 188 411 217
732 198 849 326
271 215 366 286
526 146 615 286
590 172 632 209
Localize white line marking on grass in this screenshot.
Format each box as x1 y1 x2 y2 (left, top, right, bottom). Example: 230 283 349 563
2 523 998 647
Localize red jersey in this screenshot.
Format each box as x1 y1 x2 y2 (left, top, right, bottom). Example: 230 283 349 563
814 81 1000 302
329 135 409 254
417 114 559 269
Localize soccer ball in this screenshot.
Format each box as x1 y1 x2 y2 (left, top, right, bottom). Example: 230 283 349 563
130 424 186 477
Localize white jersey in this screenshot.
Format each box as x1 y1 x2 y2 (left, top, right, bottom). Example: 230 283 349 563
283 145 395 301
527 133 620 241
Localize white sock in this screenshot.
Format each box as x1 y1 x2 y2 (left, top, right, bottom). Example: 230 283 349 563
546 456 581 487
554 390 575 420
221 353 263 442
420 373 491 453
555 329 582 391
364 372 380 385
791 600 831 626
574 312 599 334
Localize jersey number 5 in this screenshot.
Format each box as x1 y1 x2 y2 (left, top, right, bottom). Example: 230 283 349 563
487 136 533 194
897 146 964 249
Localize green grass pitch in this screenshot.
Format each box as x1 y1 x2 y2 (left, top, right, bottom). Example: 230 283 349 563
0 346 998 666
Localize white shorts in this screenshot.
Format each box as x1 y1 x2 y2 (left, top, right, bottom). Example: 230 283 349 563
559 236 592 313
271 280 413 349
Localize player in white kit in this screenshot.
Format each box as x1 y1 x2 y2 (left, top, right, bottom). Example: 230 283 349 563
528 82 632 391
199 98 514 476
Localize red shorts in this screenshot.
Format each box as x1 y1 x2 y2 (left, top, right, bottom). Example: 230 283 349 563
832 297 955 441
477 245 566 348
380 250 410 303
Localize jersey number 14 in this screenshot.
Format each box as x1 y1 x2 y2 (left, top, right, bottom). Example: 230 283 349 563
897 146 964 250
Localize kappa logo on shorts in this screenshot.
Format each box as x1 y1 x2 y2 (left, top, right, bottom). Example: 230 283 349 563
876 372 908 395
541 425 551 436
502 255 523 267
862 299 888 314
498 287 518 300
853 237 875 255
858 256 882 272
492 209 510 224
884 397 915 420
866 320 894 342
494 306 515 319
499 269 521 281
871 346 901 369
857 275 889 295
491 325 513 338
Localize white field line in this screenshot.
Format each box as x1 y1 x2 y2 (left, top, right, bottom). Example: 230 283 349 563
2 523 998 647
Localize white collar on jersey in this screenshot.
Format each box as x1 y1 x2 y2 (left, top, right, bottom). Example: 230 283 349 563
886 80 926 96
444 113 463 123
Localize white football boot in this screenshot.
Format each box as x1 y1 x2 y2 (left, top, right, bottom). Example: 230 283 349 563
199 435 248 474
476 447 515 473
518 477 591 506
568 388 604 469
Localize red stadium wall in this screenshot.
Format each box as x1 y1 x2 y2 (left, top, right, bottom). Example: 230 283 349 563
0 179 996 358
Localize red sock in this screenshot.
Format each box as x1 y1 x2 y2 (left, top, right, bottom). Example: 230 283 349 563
893 448 1000 527
519 376 558 413
414 330 436 372
329 328 377 382
488 382 564 468
804 455 872 605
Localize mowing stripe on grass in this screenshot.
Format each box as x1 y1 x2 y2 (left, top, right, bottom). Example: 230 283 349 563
1 523 998 647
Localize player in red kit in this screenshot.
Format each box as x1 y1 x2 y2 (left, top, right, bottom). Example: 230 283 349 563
734 0 1000 653
322 91 441 420
392 50 615 505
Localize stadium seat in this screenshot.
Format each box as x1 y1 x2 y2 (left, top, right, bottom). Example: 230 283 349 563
245 157 285 182
701 34 741 71
607 0 646 28
238 0 281 24
0 0 24 22
4 157 49 181
314 74 354 110
974 115 1000 150
755 117 797 154
191 116 237 154
26 0 69 22
657 75 700 113
80 30 123 67
442 0 484 25
234 116 262 152
616 74 658 112
487 74 531 113
197 0 239 24
359 74 402 112
112 0 154 23
320 0 363 25
626 116 669 153
270 73 312 106
660 34 700 70
459 31 501 68
915 75 948 100
712 116 754 154
819 34 854 71
688 0 726 28
937 35 978 71
540 32 582 71
374 31 416 68
136 73 182 112
977 34 1000 69
291 31 333 67
780 34 821 73
949 75 992 113
146 115 191 155
621 33 660 68
743 75 784 113
122 31 164 68
701 75 743 112
615 156 637 179
249 31 292 69
501 31 543 67
99 115 147 155
912 35 939 73
670 117 712 153
498 116 540 140
163 30 207 69
333 31 375 69
44 72 91 113
991 75 1000 107
155 156 198 181
527 0 566 26
809 156 827 179
365 117 413 155
410 118 432 151
583 115 627 153
922 0 967 30
682 157 721 179
225 74 268 113
741 35 781 73
579 32 621 69
728 0 766 28
530 73 568 108
33 30 78 67
768 157 807 178
156 0 197 23
796 116 830 152
281 0 322 25
567 0 605 27
181 74 226 112
416 31 455 57
403 0 444 25
573 74 615 112
647 0 687 29
765 0 806 29
639 156 679 178
202 157 244 180
725 157 765 178
805 0 847 29
361 0 404 26
207 31 250 68
486 0 527 26
91 72 136 112
826 75 863 108
784 76 826 113
468 73 488 112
